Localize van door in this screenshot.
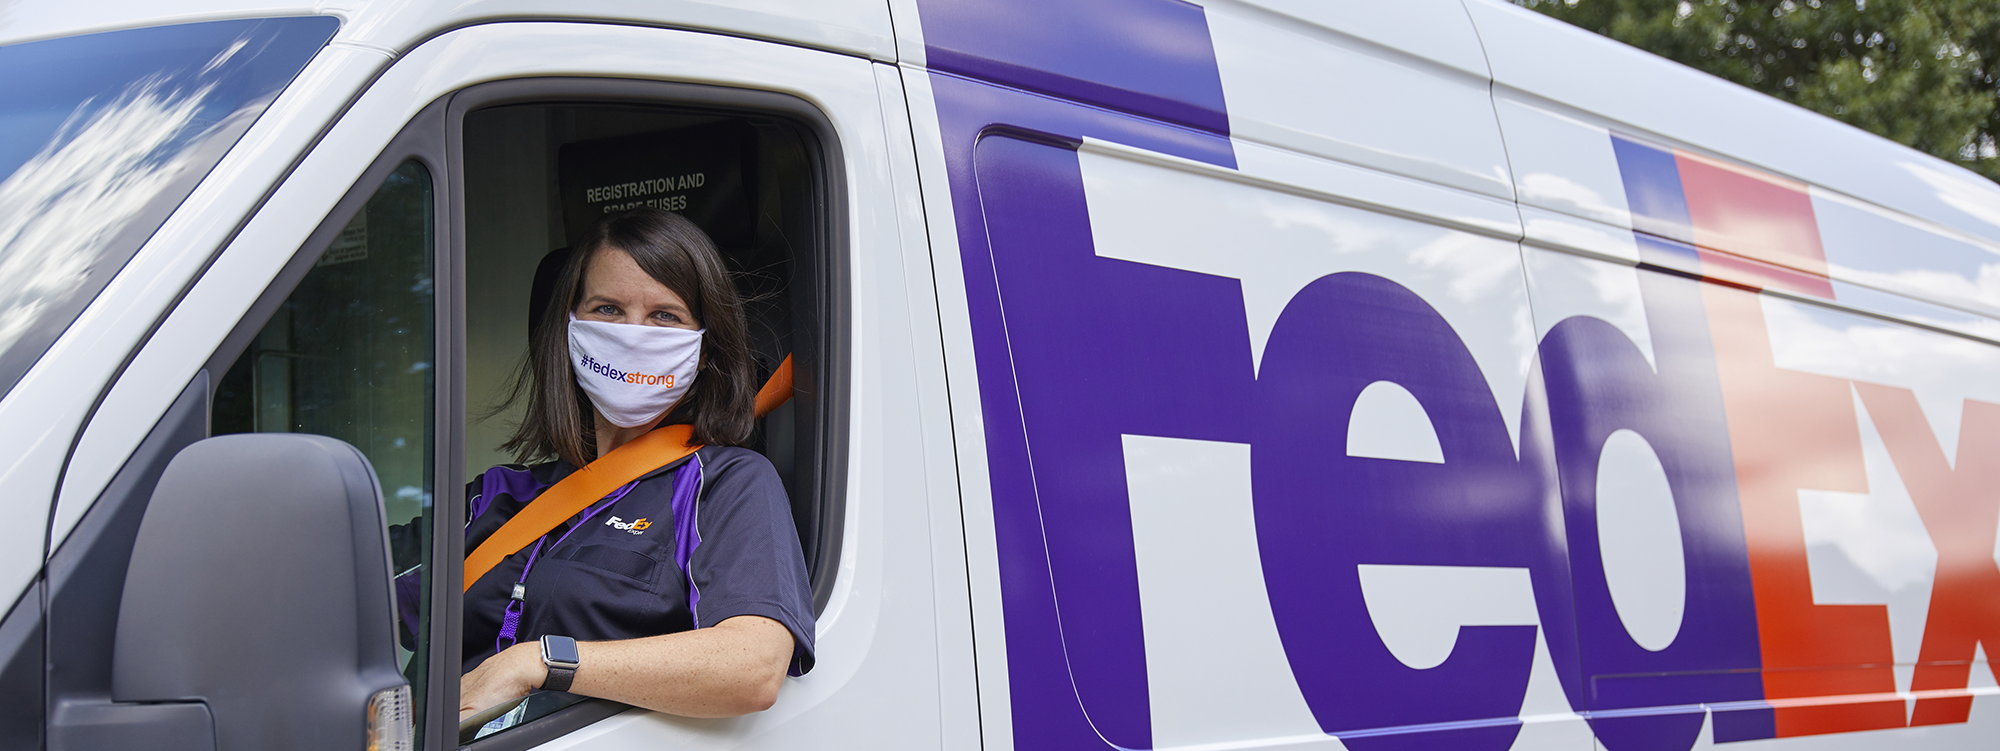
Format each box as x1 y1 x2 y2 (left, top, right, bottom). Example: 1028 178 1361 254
899 1 1593 749
48 20 963 750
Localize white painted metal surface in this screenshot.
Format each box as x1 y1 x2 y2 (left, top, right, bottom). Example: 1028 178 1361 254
1206 0 1490 79
1520 246 1655 367
1464 0 2000 249
1594 429 1687 652
1494 97 1634 231
1200 0 1514 200
871 61 983 751
0 0 895 60
1346 382 1446 464
896 64 1019 751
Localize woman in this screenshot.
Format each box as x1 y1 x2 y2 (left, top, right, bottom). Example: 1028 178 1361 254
456 208 813 719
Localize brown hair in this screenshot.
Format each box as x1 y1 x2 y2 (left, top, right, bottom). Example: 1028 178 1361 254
498 208 755 466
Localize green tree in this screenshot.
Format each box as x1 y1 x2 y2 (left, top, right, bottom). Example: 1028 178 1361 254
1511 0 2000 183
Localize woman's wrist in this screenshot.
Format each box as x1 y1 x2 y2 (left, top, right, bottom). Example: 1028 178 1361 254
513 642 549 690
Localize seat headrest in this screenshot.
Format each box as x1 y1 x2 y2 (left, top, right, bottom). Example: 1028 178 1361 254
528 246 572 339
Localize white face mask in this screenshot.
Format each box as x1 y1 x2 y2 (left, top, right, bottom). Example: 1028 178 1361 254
567 316 704 428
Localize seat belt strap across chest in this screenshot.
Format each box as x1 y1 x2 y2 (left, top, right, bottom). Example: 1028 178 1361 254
463 424 699 591
463 354 795 592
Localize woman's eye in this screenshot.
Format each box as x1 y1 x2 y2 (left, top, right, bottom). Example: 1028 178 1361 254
594 305 619 316
651 311 682 324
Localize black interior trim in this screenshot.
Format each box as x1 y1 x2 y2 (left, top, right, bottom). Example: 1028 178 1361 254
0 580 44 751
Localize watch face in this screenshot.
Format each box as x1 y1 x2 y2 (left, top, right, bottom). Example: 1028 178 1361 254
543 636 580 665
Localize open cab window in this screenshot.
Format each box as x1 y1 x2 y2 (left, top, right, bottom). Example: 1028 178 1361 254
451 86 845 740
208 79 845 747
460 93 842 588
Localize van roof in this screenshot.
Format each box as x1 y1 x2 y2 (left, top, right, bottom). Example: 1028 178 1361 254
1466 0 2000 257
0 0 898 62
10 0 1996 261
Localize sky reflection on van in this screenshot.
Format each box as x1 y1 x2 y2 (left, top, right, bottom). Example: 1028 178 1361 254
0 17 336 399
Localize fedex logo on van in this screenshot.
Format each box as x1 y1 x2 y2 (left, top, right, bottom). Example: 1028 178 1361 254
943 128 2000 750
913 0 2000 748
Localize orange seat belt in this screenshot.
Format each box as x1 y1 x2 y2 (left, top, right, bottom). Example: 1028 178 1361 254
464 354 795 591
752 353 794 419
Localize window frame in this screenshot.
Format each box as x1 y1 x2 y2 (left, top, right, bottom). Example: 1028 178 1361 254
199 74 852 749
440 77 851 748
443 77 852 616
199 68 856 747
199 99 456 750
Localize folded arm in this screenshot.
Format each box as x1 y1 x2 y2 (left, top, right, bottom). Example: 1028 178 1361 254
459 614 794 720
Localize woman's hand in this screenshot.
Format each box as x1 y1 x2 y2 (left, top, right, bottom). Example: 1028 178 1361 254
459 642 544 721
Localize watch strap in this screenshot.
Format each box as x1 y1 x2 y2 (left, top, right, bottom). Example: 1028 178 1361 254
542 662 576 693
540 635 579 693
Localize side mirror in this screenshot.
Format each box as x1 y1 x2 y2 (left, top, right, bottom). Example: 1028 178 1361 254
107 434 410 751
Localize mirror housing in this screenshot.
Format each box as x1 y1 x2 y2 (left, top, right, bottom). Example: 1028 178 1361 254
110 433 408 751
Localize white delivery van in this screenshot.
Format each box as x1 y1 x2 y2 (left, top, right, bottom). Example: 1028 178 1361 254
2 1 1997 750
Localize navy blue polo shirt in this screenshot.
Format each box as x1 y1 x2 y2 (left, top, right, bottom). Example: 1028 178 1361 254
458 446 815 675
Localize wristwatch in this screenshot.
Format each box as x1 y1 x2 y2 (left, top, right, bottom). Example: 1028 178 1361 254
540 635 580 693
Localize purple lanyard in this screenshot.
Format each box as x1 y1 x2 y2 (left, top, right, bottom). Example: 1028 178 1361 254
494 480 641 652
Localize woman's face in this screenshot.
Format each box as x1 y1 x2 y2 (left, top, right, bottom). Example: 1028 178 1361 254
573 247 701 330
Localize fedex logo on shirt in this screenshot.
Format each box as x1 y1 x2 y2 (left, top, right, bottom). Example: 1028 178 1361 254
604 515 650 534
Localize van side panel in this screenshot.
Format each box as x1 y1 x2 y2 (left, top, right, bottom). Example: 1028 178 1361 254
920 84 1229 751
912 0 2000 749
911 2 1242 748
915 0 1229 137
914 2 1579 749
1608 133 2000 742
1508 75 2000 748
